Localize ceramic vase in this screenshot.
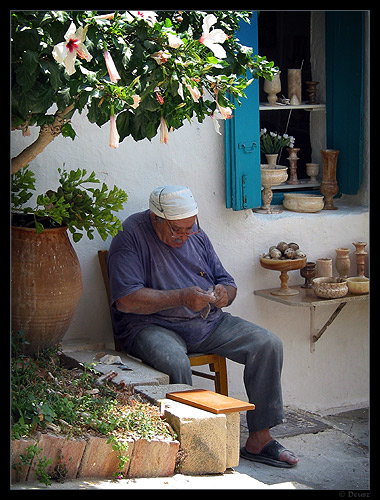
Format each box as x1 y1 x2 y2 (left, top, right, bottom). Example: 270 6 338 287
11 224 83 355
335 248 351 278
316 258 333 277
254 165 288 214
306 163 319 183
320 149 339 210
305 81 320 104
352 241 368 277
264 71 281 105
288 69 302 103
265 154 278 166
300 262 316 288
286 147 300 184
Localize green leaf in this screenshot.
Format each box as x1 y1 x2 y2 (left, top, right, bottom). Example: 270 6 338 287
72 232 83 243
116 110 130 142
35 221 44 234
61 123 76 140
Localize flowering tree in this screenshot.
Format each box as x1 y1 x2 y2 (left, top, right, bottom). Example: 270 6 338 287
11 10 276 174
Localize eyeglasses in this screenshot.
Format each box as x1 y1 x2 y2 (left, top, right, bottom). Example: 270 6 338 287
157 187 200 239
163 213 201 238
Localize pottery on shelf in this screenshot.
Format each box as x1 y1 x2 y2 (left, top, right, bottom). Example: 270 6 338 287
288 69 302 104
320 149 339 210
264 71 281 105
346 277 369 295
300 261 316 288
305 81 320 104
260 255 307 296
265 154 278 166
313 277 348 299
352 241 368 277
335 248 351 278
306 163 319 183
283 193 324 213
254 165 288 214
316 258 333 277
286 147 300 184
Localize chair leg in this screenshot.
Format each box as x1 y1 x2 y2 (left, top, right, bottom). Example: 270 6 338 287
215 356 228 396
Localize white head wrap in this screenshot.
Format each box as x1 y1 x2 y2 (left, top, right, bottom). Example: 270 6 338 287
149 185 198 220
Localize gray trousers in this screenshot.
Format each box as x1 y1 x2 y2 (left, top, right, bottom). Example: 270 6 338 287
130 312 285 433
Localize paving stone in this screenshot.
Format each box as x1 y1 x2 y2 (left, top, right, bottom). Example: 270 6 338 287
78 436 134 478
127 438 180 478
28 433 86 481
11 437 36 483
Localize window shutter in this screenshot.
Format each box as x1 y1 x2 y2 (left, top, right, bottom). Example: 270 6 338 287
325 11 364 195
225 12 261 210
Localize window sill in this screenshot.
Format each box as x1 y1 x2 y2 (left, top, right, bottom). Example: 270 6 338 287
251 200 369 219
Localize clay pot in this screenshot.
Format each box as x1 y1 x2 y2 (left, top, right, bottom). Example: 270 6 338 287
11 224 83 354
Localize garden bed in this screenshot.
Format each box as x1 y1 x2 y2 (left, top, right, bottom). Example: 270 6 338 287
11 336 179 484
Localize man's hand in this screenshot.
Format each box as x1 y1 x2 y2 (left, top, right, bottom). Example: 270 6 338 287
212 284 229 308
180 286 216 312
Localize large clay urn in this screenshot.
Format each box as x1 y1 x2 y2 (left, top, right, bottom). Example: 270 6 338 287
11 224 82 354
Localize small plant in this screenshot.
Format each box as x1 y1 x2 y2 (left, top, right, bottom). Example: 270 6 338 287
11 165 127 241
260 128 295 155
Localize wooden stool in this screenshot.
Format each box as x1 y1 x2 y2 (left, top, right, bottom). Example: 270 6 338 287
98 250 229 395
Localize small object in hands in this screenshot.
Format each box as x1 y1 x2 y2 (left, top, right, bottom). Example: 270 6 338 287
200 287 215 319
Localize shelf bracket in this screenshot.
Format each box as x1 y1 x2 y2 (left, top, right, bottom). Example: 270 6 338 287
309 302 348 353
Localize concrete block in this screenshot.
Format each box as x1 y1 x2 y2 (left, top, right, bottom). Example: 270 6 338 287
78 436 133 478
137 384 241 473
163 398 227 475
11 438 36 483
61 348 169 387
127 438 180 478
225 412 240 468
28 433 86 481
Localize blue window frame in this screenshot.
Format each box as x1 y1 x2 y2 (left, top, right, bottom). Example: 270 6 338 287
225 11 365 211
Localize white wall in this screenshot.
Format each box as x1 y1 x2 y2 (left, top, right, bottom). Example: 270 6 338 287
11 111 369 415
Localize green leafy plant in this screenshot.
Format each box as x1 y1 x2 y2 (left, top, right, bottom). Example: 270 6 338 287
11 332 174 448
11 165 127 241
11 10 276 173
260 128 295 155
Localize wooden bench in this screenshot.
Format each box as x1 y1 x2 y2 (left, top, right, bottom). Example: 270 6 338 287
97 250 228 395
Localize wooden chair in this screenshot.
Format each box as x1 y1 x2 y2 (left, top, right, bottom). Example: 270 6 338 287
97 250 228 395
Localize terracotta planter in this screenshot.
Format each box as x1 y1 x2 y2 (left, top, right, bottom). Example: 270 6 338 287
11 224 82 354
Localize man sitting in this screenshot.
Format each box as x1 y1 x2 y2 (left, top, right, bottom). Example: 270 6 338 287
107 185 298 467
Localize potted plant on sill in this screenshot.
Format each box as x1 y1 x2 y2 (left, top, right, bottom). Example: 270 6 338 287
11 166 128 355
260 128 295 165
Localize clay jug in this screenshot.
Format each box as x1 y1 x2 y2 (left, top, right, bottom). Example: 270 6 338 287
11 225 82 354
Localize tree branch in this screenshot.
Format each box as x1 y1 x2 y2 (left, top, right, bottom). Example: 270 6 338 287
11 104 75 174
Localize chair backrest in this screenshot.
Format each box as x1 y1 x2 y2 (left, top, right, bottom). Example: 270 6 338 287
98 249 112 311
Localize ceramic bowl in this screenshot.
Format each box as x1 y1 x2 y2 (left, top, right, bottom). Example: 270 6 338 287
346 277 369 294
312 277 348 299
283 193 324 213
